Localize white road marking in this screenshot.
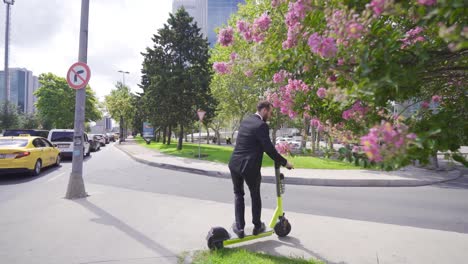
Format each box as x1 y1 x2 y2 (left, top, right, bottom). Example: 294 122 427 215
47 172 66 182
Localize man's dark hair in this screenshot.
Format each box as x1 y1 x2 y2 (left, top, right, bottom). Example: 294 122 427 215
257 100 272 112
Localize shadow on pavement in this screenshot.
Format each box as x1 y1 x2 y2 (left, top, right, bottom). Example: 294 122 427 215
74 198 177 263
240 236 346 264
0 165 62 185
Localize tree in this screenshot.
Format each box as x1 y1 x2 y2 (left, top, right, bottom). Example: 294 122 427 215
35 73 102 129
105 82 134 140
140 8 215 150
0 102 20 130
212 0 467 169
19 112 40 129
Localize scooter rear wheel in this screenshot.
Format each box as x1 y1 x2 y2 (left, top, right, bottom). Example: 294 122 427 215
274 218 291 237
207 237 224 250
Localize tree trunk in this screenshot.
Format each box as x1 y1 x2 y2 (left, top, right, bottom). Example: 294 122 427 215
167 125 172 145
177 124 183 150
156 129 161 142
191 128 194 143
328 134 334 151
215 130 221 145
206 124 210 144
272 127 278 146
162 126 167 144
430 154 439 169
302 117 309 149
185 131 188 142
311 126 316 155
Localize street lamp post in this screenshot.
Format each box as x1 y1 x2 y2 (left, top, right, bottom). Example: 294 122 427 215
3 0 14 117
117 70 129 141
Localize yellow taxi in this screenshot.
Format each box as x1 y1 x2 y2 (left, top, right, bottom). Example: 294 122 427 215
0 135 61 176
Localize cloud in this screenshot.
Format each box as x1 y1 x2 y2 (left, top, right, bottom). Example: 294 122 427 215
0 0 172 99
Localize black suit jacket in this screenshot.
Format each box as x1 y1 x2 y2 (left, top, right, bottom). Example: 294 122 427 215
229 114 287 178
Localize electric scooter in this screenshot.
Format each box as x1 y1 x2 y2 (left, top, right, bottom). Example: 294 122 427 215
206 162 292 249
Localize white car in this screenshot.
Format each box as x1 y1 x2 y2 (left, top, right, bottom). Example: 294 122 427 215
48 129 90 158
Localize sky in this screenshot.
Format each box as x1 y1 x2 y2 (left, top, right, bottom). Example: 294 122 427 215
0 0 173 101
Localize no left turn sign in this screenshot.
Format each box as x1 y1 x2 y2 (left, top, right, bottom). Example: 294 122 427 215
67 62 91 89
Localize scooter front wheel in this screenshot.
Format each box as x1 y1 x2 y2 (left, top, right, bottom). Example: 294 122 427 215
274 218 291 237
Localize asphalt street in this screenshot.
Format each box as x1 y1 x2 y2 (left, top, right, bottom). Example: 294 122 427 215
1 143 467 234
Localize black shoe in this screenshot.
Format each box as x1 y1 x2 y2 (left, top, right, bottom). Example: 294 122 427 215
232 223 245 238
253 222 266 235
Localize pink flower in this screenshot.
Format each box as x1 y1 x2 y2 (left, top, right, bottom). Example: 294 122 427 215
273 70 289 84
337 58 345 66
329 74 337 82
307 33 321 53
254 13 271 32
285 0 308 27
352 146 361 153
308 33 337 58
369 0 385 16
401 27 425 49
310 118 321 128
230 52 237 61
213 62 231 74
320 37 338 58
346 22 364 39
406 133 417 140
432 95 441 103
218 27 234 46
282 23 301 49
417 0 437 6
317 87 327 99
421 101 430 109
276 142 291 155
237 20 249 33
342 110 352 120
244 70 253 77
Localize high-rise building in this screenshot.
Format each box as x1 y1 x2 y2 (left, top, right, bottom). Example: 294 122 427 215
0 68 39 113
172 0 208 38
172 0 245 46
207 0 244 46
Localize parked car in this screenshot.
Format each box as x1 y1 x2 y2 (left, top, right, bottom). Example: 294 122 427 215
3 129 49 138
48 129 90 158
0 136 61 176
94 134 106 146
87 134 101 152
106 133 115 142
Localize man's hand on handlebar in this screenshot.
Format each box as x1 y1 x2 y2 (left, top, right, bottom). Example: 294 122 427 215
285 161 294 170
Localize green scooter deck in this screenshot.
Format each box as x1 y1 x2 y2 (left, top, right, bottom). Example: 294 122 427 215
223 230 275 246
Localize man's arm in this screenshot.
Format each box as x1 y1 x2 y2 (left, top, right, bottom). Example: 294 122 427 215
256 122 287 166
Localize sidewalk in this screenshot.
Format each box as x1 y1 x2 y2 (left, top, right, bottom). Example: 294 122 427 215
115 139 464 187
1 177 467 264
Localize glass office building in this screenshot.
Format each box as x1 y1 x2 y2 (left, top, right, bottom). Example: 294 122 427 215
0 68 39 113
207 0 244 46
173 0 208 38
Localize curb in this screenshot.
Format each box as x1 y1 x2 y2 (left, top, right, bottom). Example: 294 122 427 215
115 144 464 187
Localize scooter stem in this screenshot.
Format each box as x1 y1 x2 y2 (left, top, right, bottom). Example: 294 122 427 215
269 162 284 228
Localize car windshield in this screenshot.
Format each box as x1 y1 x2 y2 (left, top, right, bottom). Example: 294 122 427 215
51 132 74 142
0 139 28 148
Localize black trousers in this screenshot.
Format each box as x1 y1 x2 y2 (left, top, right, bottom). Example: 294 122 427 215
230 169 262 230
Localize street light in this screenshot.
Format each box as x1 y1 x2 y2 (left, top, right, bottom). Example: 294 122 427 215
118 70 129 86
3 0 15 112
117 70 129 142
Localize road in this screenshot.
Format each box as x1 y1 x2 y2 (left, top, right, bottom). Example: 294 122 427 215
1 142 467 235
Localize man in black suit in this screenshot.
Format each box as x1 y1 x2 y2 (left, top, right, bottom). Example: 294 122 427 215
228 101 293 238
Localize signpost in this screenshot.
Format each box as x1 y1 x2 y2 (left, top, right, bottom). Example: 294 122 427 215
66 62 91 90
197 109 206 159
142 122 154 144
65 0 90 199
